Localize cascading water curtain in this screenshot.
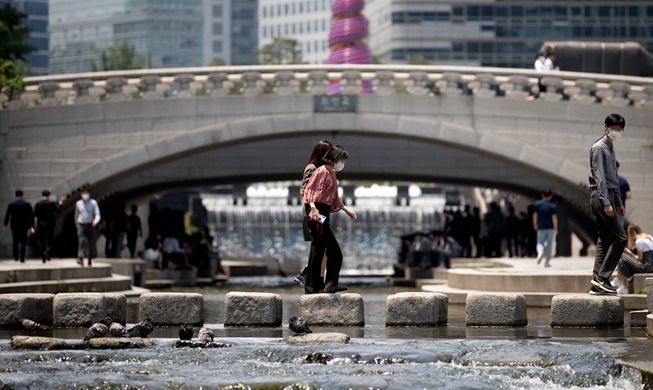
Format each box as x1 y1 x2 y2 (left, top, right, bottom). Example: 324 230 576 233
326 0 374 94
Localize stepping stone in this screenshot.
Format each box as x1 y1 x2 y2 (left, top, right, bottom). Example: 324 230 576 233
300 293 364 326
139 292 203 326
385 292 448 326
550 294 623 327
224 291 282 327
466 292 527 327
0 293 54 328
54 293 126 328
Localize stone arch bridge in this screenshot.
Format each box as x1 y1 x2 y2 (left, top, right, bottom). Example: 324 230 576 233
1 65 652 256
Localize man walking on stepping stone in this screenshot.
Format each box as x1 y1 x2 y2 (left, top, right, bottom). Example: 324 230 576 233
588 113 627 295
533 189 557 267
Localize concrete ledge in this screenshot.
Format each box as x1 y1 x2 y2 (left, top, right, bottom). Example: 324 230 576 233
11 336 71 350
551 294 623 327
85 337 153 349
286 332 350 344
139 292 203 326
299 293 364 326
0 293 54 328
224 292 282 327
647 278 653 312
466 292 527 327
630 309 649 328
10 335 152 350
385 292 448 326
53 293 126 328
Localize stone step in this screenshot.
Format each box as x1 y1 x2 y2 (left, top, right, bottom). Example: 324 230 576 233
422 283 648 310
446 268 592 293
0 261 113 283
0 274 132 294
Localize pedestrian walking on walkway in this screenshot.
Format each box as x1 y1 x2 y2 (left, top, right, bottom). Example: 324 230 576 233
74 189 101 267
34 190 64 263
588 113 627 295
303 144 357 294
533 190 557 267
3 189 34 262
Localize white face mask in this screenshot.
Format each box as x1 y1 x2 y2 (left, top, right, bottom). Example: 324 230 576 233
608 130 622 141
334 161 345 172
81 194 90 201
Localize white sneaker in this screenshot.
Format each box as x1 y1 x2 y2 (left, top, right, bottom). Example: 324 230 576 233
536 243 547 265
617 286 629 295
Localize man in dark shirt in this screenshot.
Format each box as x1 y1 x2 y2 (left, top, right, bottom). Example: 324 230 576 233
3 189 34 262
34 190 64 263
588 113 627 295
533 190 558 267
615 161 632 227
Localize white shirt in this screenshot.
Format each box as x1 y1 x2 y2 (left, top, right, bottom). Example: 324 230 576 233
543 58 555 71
534 57 546 71
74 198 101 225
636 236 653 253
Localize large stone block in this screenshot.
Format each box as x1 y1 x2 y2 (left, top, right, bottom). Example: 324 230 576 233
53 293 126 328
630 309 649 328
224 292 282 327
0 293 54 328
138 293 203 326
385 292 448 326
550 294 623 327
648 314 653 338
466 293 527 327
300 293 364 326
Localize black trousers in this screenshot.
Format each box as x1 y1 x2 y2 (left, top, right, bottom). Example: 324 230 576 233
305 203 343 291
11 227 28 261
590 189 627 280
37 222 54 260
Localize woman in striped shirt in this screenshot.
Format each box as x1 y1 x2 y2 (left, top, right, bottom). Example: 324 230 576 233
303 145 357 294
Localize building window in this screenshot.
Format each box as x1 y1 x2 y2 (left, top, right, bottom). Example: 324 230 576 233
213 4 222 17
213 23 222 35
213 40 223 52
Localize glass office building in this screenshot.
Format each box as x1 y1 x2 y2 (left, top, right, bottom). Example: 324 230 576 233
365 0 653 68
48 0 257 74
2 0 49 75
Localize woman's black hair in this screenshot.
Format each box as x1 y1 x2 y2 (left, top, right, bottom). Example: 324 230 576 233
306 139 332 167
322 144 349 165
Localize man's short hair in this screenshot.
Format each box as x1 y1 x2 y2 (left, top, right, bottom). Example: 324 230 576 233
15 190 23 197
542 189 553 197
604 113 625 129
42 190 51 196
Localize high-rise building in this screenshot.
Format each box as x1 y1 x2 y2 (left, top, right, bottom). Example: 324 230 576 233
365 0 653 68
258 0 332 64
2 0 49 75
48 0 257 74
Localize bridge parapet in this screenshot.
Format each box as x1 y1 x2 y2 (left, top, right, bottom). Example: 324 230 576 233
2 65 652 110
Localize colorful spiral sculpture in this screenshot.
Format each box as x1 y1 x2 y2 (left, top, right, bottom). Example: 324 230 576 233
326 0 374 94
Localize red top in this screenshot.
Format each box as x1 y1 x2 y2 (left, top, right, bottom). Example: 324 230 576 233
303 165 344 212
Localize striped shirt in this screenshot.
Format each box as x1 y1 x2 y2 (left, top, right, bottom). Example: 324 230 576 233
303 165 344 212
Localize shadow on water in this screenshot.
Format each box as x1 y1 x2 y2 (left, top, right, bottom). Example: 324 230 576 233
1 284 652 389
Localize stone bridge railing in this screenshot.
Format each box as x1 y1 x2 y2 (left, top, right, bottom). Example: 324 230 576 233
1 65 652 109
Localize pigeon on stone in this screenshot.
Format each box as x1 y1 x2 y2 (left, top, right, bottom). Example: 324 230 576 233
14 316 49 331
108 319 130 338
179 322 193 340
84 317 111 340
127 318 154 338
198 327 214 342
289 316 312 335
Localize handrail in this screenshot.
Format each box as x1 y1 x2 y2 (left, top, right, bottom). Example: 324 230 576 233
1 64 651 109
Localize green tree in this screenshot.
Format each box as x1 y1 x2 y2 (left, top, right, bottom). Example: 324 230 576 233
92 41 144 71
0 3 36 61
408 55 432 65
0 58 24 91
255 37 305 65
208 58 226 66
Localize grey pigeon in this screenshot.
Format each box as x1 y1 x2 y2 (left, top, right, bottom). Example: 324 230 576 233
14 316 49 331
179 322 193 340
109 320 129 338
84 317 111 340
289 316 312 335
127 317 154 338
198 327 214 342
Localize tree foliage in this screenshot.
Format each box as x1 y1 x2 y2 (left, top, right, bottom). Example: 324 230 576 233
255 38 305 65
0 58 24 91
408 55 432 65
92 41 145 71
0 3 36 61
208 58 226 66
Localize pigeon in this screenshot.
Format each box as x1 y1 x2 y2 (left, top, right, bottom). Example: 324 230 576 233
127 318 154 338
108 319 130 338
289 316 312 335
14 316 49 331
198 327 214 342
84 317 111 340
179 322 193 340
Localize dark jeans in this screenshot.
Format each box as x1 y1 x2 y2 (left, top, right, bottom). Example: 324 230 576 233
11 227 28 261
76 223 97 259
37 222 54 260
591 189 627 280
127 233 138 258
305 203 343 292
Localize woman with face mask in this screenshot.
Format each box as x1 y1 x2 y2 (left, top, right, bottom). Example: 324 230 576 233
303 145 357 293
